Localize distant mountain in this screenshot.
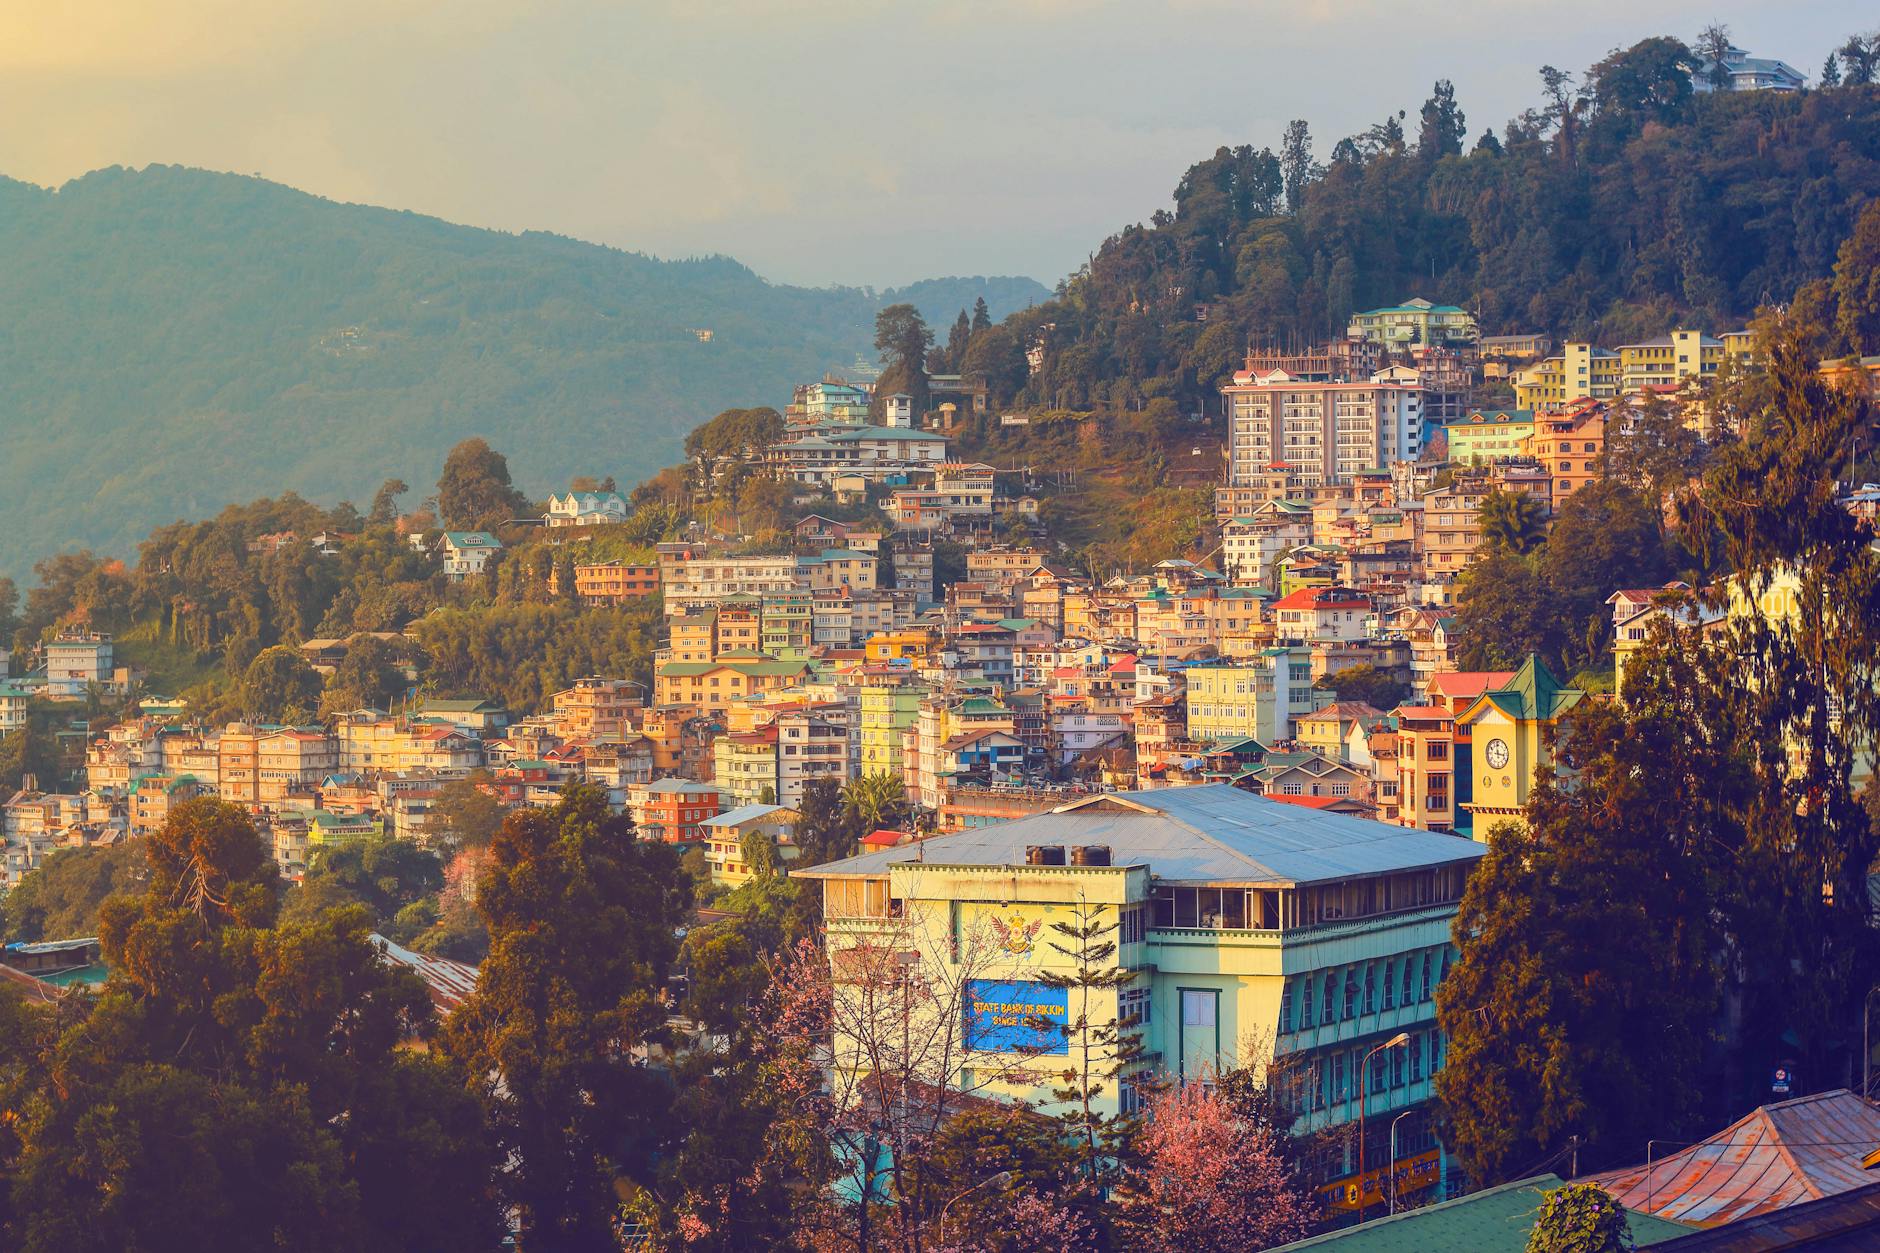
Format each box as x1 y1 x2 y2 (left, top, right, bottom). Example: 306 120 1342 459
0 165 1048 578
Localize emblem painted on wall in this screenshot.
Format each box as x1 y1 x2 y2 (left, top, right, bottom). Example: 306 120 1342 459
990 913 1044 956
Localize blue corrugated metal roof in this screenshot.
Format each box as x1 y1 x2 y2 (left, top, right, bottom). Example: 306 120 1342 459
795 783 1481 886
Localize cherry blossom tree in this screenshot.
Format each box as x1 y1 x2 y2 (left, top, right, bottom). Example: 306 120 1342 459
1116 1080 1321 1252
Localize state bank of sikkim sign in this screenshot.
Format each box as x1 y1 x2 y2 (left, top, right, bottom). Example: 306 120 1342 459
963 980 1069 1054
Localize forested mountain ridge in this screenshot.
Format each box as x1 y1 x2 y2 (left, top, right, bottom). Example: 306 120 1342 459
0 164 1045 579
998 53 1880 415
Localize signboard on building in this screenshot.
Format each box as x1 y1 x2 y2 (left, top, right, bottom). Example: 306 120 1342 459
964 980 1069 1054
1321 1149 1442 1213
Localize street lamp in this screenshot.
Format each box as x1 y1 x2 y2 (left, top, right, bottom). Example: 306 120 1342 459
1357 1032 1412 1223
1389 1109 1416 1215
939 1170 1015 1233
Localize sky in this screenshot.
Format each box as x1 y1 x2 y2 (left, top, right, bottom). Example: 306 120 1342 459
0 1 1867 290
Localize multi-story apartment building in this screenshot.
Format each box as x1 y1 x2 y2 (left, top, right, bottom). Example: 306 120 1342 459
774 708 851 806
797 785 1481 1212
44 632 115 697
256 729 339 804
652 657 815 715
1273 587 1373 646
1445 409 1534 465
713 726 780 808
1345 297 1479 349
1514 343 1621 411
768 423 948 484
567 561 661 604
859 676 929 778
1526 403 1606 507
1223 370 1424 491
550 677 644 740
662 555 800 614
1184 649 1332 744
628 778 723 844
798 548 879 592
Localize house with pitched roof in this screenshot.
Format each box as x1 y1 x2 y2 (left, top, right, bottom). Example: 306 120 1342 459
437 531 503 581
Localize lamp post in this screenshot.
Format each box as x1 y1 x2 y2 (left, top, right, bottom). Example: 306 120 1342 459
1388 1109 1415 1215
938 1170 1015 1235
1865 986 1880 1098
1357 1032 1412 1224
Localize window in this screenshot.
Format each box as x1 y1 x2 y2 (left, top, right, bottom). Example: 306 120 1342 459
1401 959 1414 1006
1331 1050 1347 1102
1363 964 1377 1014
1278 982 1293 1033
1382 960 1396 1010
1119 906 1146 946
1420 952 1433 1002
1120 986 1153 1028
1321 975 1336 1025
1392 1046 1407 1088
1409 1033 1424 1082
1342 969 1358 1020
1426 740 1449 761
1119 1079 1142 1115
1300 976 1315 1028
1179 989 1220 1081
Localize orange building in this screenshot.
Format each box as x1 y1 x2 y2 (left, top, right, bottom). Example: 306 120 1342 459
1526 402 1606 508
569 561 661 604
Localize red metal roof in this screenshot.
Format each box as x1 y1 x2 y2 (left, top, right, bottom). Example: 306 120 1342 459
1584 1090 1880 1228
861 829 910 848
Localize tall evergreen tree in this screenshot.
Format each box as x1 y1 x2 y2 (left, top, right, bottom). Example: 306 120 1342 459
441 784 689 1251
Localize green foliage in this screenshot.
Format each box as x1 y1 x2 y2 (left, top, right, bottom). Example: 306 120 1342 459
440 785 689 1249
0 840 149 942
435 438 530 530
425 773 507 852
1314 662 1405 710
239 644 323 722
1005 69 1880 415
1527 1183 1636 1253
1437 689 1734 1182
408 600 660 714
0 798 500 1251
281 836 444 934
1479 490 1549 556
0 165 1046 580
1458 481 1670 675
320 633 410 714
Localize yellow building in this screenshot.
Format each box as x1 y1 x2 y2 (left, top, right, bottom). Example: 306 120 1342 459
795 785 1481 1213
1185 649 1332 744
1617 330 1730 390
1445 409 1535 465
653 657 815 715
1452 655 1584 835
1514 344 1621 411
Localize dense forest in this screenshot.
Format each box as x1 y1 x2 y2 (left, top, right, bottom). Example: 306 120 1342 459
990 42 1880 414
0 164 1045 579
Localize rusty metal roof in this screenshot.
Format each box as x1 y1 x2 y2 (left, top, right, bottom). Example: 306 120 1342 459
369 933 479 1017
1584 1090 1880 1227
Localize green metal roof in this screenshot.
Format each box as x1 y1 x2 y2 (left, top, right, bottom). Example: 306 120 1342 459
1478 654 1584 721
1272 1174 1690 1251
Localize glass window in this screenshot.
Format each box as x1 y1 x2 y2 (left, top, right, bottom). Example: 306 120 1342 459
1420 953 1432 1002
1322 976 1336 1024
1401 959 1414 1005
1342 969 1357 1019
1331 1050 1347 1101
1300 976 1315 1028
1363 964 1377 1014
1278 982 1292 1033
1382 960 1396 1010
1409 1034 1424 1082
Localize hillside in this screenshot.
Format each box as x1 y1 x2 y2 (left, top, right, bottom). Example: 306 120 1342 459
0 165 1047 578
997 60 1880 415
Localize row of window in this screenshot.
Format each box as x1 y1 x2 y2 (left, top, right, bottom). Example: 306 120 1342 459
1281 1029 1445 1117
1279 948 1453 1033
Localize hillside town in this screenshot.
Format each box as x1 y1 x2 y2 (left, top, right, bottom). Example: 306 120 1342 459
7 20 1880 1250
6 281 1880 1244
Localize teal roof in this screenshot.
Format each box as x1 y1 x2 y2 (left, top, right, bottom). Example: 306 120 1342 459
1476 654 1584 722
1272 1174 1689 1251
440 531 502 548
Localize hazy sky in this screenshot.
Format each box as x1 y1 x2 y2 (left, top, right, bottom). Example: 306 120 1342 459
0 2 1866 289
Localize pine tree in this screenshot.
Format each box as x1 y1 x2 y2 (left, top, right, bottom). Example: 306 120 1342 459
1036 898 1153 1185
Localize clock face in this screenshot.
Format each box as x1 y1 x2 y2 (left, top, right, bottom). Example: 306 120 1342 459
1484 738 1510 770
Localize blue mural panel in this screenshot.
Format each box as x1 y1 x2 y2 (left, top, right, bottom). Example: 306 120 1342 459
964 980 1069 1054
